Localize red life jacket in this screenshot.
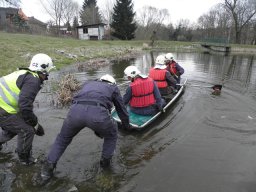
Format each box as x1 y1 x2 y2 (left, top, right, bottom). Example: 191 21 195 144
167 61 178 76
149 68 168 88
130 77 155 107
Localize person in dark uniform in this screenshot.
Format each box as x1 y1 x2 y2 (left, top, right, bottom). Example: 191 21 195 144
0 53 55 165
41 74 130 180
149 55 177 96
123 66 165 115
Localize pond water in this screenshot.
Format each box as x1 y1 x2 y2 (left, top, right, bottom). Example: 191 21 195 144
1 51 256 192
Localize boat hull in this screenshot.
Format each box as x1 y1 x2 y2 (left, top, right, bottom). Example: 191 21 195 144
112 78 187 130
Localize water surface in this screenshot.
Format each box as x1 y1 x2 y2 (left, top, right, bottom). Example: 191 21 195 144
1 51 256 192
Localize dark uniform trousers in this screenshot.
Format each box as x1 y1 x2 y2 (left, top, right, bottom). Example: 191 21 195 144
47 103 117 163
0 108 35 154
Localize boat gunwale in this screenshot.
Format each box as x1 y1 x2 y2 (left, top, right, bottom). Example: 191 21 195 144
111 78 187 130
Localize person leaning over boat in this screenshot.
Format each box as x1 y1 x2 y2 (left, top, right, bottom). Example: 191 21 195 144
149 55 177 96
41 74 130 181
123 66 165 116
0 53 54 165
165 53 184 84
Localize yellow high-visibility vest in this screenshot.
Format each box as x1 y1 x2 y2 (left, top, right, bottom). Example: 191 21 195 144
0 70 39 114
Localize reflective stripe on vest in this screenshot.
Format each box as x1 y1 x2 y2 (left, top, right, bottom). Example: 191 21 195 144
0 70 38 114
130 77 155 107
149 68 168 88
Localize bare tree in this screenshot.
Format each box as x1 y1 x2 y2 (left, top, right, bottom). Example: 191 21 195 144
198 5 229 37
62 1 79 26
40 0 78 35
223 0 256 44
170 19 193 41
250 19 256 44
136 6 170 39
40 0 65 35
98 0 114 39
136 6 169 28
99 0 114 25
215 5 232 39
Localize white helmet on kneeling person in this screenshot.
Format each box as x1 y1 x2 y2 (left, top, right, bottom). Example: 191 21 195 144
29 53 55 74
100 74 116 84
124 66 141 79
154 55 166 69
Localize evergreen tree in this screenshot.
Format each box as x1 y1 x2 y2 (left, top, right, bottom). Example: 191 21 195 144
110 0 137 40
80 0 102 25
13 12 28 31
72 16 79 29
65 21 72 31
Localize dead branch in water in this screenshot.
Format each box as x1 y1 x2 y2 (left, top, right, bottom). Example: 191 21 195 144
56 74 81 106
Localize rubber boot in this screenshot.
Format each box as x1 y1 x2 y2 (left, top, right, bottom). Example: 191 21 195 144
18 151 37 165
41 161 56 181
100 157 111 168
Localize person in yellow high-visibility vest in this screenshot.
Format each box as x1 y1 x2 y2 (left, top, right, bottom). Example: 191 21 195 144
0 53 55 165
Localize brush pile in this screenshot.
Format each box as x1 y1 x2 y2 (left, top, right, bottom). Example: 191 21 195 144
56 74 81 106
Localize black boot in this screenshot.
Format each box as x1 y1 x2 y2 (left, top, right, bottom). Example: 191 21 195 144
100 157 111 168
18 151 37 165
0 143 2 151
41 161 56 180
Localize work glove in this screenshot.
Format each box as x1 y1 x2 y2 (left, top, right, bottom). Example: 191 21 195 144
23 114 38 127
34 123 45 136
94 131 103 139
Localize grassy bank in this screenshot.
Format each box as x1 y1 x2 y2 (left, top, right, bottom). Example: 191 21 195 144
0 32 255 76
0 32 141 76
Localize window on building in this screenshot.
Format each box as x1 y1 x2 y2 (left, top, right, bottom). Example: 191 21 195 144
83 28 88 33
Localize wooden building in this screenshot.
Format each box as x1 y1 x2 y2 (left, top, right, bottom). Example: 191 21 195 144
76 23 106 40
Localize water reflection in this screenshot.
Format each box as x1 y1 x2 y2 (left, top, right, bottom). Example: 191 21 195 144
53 52 256 94
1 51 256 191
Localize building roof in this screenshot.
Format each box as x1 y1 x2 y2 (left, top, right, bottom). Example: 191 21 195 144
76 23 106 28
28 16 47 26
0 7 18 11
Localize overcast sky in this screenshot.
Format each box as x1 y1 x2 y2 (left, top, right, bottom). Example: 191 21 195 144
20 0 223 24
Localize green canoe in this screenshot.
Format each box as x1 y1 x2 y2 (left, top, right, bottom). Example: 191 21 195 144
112 78 187 130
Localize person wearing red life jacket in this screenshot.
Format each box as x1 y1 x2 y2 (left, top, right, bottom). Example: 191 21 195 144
123 66 165 115
165 53 184 85
149 55 177 96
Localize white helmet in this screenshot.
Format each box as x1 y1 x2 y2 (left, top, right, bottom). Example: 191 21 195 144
154 55 166 69
165 53 174 61
100 74 116 84
124 66 141 78
29 53 55 73
155 55 166 65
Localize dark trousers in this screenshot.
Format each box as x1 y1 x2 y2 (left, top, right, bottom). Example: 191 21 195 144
130 98 166 115
159 86 175 96
47 104 117 164
0 108 35 155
